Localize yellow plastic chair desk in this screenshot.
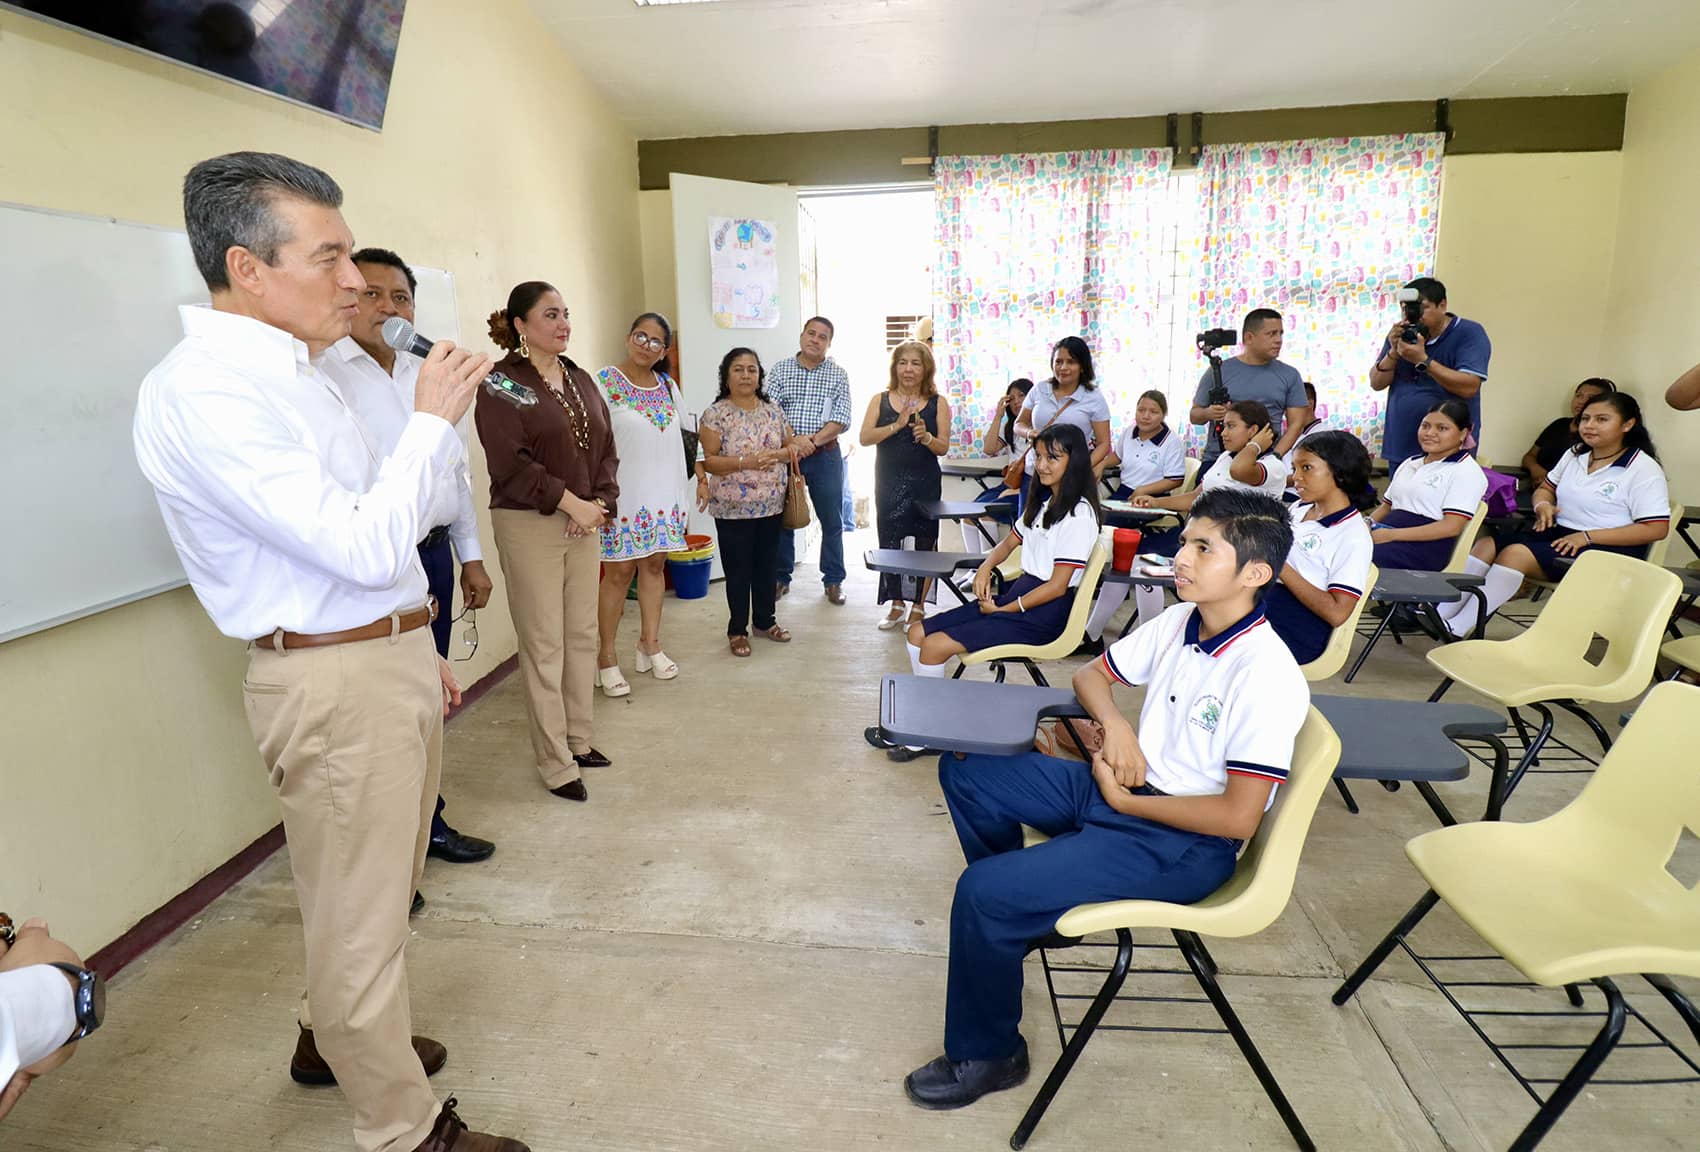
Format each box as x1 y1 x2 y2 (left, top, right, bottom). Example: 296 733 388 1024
1178 455 1201 495
1426 550 1680 801
1662 634 1700 680
1299 563 1378 682
1012 707 1341 1150
958 532 1108 688
1333 681 1700 1152
1524 502 1682 605
1445 501 1489 574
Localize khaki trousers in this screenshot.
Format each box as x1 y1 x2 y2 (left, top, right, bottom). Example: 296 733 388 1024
243 625 442 1152
492 509 597 789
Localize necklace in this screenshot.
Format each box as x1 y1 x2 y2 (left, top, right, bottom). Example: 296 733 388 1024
1587 446 1626 472
538 356 591 451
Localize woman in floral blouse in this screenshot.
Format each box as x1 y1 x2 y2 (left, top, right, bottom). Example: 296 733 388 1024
696 348 803 657
596 312 691 696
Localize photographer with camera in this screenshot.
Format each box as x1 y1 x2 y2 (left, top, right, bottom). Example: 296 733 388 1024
1370 277 1491 462
1188 309 1309 473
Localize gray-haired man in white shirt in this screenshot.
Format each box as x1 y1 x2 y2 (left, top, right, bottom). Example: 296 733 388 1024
132 153 525 1152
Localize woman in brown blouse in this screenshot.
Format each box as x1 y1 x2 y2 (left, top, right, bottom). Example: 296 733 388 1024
477 281 619 803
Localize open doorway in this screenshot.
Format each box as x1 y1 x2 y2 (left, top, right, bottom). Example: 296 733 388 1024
797 186 935 539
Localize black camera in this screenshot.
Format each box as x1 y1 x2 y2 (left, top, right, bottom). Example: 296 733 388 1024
1396 289 1424 344
1196 328 1238 351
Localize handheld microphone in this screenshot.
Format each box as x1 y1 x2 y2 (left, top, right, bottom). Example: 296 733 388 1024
381 317 537 408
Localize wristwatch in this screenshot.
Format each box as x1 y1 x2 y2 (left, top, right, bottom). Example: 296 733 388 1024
48 962 105 1044
1415 359 1432 375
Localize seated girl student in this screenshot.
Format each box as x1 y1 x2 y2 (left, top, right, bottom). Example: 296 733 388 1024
903 488 1306 1111
1367 400 1489 571
1439 390 1671 637
1521 377 1615 494
1259 431 1376 665
862 424 1103 760
1130 400 1289 556
1278 382 1324 500
1097 389 1187 501
960 378 1035 557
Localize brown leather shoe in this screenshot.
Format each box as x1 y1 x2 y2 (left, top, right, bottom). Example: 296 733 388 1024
825 584 847 605
291 1024 446 1086
411 1096 529 1152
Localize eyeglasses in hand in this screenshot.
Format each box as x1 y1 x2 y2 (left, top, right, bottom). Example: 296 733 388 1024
453 607 478 662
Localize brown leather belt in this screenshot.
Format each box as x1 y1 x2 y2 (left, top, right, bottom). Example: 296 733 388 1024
253 599 437 651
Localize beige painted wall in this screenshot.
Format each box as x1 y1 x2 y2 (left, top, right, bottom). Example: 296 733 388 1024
639 189 679 323
1434 152 1623 465
0 1 643 953
1601 45 1700 517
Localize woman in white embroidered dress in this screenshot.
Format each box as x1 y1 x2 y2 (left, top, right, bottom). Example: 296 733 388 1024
596 312 691 694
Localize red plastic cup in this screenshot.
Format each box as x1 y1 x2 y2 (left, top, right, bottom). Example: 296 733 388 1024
1111 527 1142 573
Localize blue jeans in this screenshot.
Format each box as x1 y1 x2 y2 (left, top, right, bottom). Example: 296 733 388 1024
841 453 855 527
938 751 1238 1060
777 441 845 586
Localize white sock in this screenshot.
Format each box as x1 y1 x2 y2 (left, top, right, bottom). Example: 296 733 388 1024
961 522 987 556
1446 562 1526 638
907 641 926 677
1085 583 1130 641
1436 555 1490 623
915 656 952 678
1135 584 1166 628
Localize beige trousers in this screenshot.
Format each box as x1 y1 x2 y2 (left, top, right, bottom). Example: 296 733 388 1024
492 509 598 789
243 625 442 1152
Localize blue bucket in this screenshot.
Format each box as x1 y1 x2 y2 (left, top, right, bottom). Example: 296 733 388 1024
666 555 712 599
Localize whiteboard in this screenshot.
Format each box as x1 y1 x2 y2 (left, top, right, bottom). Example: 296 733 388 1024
0 200 457 644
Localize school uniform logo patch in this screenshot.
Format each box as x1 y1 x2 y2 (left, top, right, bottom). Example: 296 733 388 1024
1300 534 1321 553
1599 481 1619 499
1190 694 1224 734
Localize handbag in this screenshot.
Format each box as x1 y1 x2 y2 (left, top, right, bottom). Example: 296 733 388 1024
1002 396 1076 489
783 457 812 530
667 377 698 479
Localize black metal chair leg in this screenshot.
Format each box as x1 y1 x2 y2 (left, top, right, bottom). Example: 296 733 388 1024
1024 660 1049 688
1345 611 1394 683
1507 706 1536 758
1508 978 1626 1152
1412 781 1458 827
1553 699 1612 756
1565 983 1585 1008
1175 931 1314 1151
1010 928 1133 1151
1427 677 1454 703
1479 734 1509 821
1333 890 1443 1006
1187 932 1220 978
1333 777 1361 815
1643 973 1700 1048
1506 703 1556 798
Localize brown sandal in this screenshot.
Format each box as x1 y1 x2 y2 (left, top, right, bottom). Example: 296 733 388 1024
729 635 752 657
763 624 792 642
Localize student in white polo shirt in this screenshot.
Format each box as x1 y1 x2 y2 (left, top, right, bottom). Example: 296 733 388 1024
1440 391 1670 636
1261 431 1375 665
1129 400 1289 558
1099 389 1188 501
903 487 1305 1111
863 424 1104 760
1368 400 1488 571
1278 381 1326 500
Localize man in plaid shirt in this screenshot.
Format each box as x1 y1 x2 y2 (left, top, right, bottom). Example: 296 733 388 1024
770 317 853 604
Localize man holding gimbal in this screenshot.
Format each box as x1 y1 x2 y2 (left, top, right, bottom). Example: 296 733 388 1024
1370 276 1491 461
1189 308 1309 473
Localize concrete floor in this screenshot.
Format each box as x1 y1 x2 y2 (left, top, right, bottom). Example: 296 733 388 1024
7 526 1699 1151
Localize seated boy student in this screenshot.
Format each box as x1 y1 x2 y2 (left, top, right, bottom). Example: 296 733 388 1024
906 488 1308 1110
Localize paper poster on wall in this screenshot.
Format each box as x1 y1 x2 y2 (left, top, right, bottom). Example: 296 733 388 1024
709 216 780 328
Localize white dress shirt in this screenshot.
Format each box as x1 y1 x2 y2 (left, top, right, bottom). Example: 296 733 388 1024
320 337 482 563
0 966 75 1086
133 307 464 639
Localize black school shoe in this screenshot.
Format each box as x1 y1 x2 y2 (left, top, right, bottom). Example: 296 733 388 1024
904 1038 1030 1110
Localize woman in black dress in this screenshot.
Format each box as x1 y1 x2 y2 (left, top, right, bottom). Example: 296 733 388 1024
860 340 953 630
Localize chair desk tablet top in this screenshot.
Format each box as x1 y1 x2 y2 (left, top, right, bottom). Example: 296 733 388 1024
918 499 1016 522
1313 695 1505 784
940 457 1007 478
878 674 1082 757
863 549 985 579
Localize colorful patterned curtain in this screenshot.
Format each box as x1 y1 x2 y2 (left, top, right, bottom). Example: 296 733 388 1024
933 149 1174 454
1190 134 1445 454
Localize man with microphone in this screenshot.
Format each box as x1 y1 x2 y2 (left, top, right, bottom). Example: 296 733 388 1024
134 153 527 1152
321 247 497 873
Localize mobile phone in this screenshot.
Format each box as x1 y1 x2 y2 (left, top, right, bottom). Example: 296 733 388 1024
484 370 538 407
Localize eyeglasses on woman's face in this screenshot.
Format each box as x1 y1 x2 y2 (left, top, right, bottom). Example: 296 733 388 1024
631 332 667 351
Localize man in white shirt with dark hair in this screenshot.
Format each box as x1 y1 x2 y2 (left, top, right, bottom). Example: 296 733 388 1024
320 246 496 871
132 152 525 1152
